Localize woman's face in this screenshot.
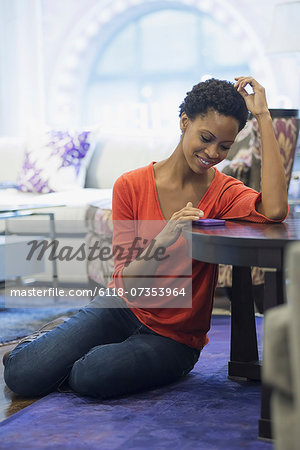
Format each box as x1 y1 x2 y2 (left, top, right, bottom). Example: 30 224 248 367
180 109 240 174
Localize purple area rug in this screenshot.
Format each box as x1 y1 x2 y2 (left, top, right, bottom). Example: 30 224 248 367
0 316 272 450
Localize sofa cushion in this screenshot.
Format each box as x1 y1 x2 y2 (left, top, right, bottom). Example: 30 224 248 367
85 134 178 189
0 137 25 183
85 201 114 287
85 200 113 237
17 128 97 193
86 231 114 287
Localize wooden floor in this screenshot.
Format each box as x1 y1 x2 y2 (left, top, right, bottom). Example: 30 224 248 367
0 343 41 422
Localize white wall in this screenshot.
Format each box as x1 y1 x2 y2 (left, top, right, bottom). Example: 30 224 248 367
0 0 299 137
0 0 45 136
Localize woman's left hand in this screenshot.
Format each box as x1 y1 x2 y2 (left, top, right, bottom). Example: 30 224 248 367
234 76 269 118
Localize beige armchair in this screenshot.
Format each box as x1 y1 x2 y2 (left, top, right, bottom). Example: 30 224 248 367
263 241 300 450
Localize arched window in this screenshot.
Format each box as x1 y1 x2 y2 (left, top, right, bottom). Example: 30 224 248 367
83 7 250 132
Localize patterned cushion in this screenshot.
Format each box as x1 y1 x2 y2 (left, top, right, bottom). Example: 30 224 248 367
249 117 299 192
220 120 253 187
86 231 114 287
222 160 250 187
17 129 97 193
85 203 113 286
85 201 113 237
217 264 266 288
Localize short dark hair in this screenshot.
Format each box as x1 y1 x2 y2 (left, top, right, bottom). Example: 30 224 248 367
179 78 249 131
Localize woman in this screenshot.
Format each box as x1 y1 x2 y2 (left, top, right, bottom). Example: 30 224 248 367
4 77 288 399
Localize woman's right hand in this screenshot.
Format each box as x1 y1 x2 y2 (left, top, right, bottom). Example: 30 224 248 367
156 202 204 248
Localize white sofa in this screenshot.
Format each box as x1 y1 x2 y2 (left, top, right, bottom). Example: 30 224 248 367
0 133 177 283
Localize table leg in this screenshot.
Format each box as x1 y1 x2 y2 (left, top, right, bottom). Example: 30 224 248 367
48 213 58 282
31 212 59 301
258 270 284 440
228 266 260 380
48 213 59 302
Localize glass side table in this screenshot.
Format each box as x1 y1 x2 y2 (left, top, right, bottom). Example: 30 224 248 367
0 209 58 285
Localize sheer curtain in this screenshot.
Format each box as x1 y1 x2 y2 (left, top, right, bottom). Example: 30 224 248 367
0 0 45 137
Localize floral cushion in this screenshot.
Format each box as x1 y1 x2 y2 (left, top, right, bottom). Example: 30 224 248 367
85 203 113 287
249 117 299 192
85 202 113 237
217 264 266 288
17 129 97 193
220 120 253 187
86 231 114 287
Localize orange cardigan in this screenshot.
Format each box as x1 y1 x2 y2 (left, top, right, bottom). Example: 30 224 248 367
108 162 283 349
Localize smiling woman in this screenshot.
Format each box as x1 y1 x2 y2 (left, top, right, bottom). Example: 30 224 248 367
174 78 248 183
180 111 239 173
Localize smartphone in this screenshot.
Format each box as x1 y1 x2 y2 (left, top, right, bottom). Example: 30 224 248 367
192 218 226 227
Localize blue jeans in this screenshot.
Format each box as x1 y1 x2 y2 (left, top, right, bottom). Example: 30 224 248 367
4 293 200 398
